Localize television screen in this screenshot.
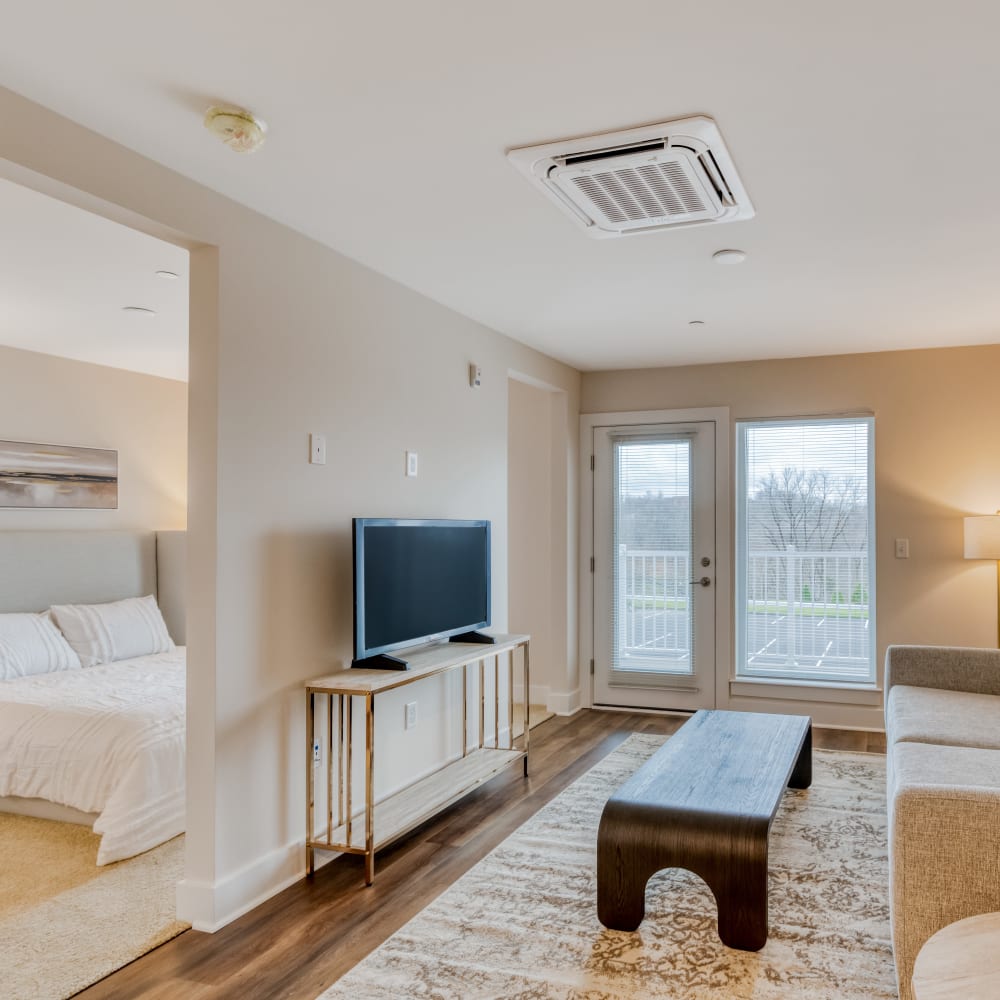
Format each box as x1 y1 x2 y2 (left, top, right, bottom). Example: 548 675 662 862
353 518 491 666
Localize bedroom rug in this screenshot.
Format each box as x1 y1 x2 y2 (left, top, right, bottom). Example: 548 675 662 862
318 734 896 1000
0 816 188 1000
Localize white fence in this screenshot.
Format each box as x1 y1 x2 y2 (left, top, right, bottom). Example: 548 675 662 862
617 547 870 669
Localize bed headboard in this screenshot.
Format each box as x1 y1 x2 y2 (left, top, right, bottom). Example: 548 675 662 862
0 530 186 644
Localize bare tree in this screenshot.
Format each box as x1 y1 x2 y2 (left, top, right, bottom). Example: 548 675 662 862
751 468 865 551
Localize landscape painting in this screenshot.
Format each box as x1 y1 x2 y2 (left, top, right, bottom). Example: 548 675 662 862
0 440 118 509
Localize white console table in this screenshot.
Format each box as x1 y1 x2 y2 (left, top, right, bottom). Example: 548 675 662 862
304 633 530 884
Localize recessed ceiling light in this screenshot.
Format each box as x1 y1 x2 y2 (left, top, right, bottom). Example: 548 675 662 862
688 320 705 326
155 270 179 280
122 306 156 317
712 249 747 264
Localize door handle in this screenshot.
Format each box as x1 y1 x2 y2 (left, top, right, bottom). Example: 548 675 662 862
690 576 712 587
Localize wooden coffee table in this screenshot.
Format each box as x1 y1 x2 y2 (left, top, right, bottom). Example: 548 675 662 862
597 709 812 951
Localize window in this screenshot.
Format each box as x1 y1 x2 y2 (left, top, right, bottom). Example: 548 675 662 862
735 417 875 685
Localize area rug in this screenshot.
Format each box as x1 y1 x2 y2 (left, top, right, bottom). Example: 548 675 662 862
0 815 188 1000
318 734 895 999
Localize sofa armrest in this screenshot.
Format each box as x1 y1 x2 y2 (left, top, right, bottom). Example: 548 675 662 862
889 781 1000 1000
885 644 1000 696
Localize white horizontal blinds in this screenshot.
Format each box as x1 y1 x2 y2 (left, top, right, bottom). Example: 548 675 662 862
737 418 875 683
612 436 694 675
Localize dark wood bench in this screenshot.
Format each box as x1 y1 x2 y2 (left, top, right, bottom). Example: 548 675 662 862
597 709 812 951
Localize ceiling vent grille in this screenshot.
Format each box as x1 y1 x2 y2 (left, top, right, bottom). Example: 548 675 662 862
507 116 753 238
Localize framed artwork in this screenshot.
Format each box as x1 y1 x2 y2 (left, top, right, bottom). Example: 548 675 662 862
0 439 118 509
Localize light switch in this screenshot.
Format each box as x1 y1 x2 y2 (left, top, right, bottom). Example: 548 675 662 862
310 433 326 465
895 538 909 559
406 451 418 477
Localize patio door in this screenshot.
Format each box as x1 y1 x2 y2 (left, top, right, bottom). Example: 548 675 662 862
593 421 716 711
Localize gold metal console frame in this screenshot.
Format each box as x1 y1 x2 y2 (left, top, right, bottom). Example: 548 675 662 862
305 634 530 884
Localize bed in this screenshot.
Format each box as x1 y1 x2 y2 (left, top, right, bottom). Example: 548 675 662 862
0 530 186 864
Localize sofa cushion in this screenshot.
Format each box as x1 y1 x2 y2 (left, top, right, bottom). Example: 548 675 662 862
886 684 1000 750
890 739 1000 797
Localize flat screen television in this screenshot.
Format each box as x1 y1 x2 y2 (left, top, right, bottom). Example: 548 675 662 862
352 518 493 669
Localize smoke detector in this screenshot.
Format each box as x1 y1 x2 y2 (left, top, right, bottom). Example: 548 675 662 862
507 116 753 238
204 106 267 153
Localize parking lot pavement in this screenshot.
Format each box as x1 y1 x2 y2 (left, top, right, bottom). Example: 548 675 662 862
623 608 870 672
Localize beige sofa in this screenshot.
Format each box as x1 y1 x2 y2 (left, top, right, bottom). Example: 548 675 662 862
884 644 1000 1000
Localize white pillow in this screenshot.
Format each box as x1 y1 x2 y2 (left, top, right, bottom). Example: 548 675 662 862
0 612 82 680
49 595 174 667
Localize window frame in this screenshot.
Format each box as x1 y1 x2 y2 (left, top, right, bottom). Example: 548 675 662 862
734 416 876 687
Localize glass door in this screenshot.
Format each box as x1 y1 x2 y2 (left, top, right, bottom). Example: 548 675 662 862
593 422 716 710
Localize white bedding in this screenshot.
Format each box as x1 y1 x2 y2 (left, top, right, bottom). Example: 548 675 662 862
0 648 185 864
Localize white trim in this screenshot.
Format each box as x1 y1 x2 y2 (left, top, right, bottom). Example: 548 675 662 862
734 410 875 424
546 687 581 716
176 838 304 932
579 407 732 712
510 682 579 716
729 678 882 706
734 416 877 688
512 682 552 707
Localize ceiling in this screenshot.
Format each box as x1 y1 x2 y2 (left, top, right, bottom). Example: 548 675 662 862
2 1 999 372
0 177 189 381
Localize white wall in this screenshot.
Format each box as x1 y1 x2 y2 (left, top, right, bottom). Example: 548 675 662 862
0 86 580 929
0 345 186 530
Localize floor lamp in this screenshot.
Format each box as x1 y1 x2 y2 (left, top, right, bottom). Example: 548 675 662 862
964 513 1000 647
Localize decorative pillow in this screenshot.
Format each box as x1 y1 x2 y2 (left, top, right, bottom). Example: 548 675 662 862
0 611 82 680
49 595 174 668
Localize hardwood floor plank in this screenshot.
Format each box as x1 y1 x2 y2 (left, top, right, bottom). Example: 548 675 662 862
75 711 884 999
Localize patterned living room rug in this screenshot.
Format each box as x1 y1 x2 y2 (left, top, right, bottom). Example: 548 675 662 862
318 733 895 1000
0 817 188 1000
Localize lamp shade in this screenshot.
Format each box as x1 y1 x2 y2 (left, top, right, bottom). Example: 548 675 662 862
964 515 1000 559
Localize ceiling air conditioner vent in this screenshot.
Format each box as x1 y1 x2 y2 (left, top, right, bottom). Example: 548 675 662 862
507 116 753 238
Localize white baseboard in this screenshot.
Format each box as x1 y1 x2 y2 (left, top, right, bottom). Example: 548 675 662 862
174 716 551 933
511 683 581 717
546 687 581 716
512 682 551 707
176 838 304 932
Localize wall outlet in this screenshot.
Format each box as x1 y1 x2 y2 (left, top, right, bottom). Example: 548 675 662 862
309 433 326 465
405 451 418 477
895 538 910 559
469 363 482 388
313 741 321 767
405 701 417 730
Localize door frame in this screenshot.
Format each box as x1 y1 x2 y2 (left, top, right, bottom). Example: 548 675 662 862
579 407 732 711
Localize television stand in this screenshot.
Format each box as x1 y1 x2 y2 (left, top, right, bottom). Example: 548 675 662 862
449 630 496 645
305 633 530 885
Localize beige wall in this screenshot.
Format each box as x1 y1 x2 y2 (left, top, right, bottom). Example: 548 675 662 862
508 377 577 713
0 86 580 929
582 344 1000 725
0 345 186 530
508 380 554 703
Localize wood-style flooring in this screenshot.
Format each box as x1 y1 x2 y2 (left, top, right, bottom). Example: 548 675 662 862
77 710 886 1000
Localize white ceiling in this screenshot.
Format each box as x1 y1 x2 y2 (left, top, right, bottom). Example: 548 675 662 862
2 1 999 372
0 177 189 381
